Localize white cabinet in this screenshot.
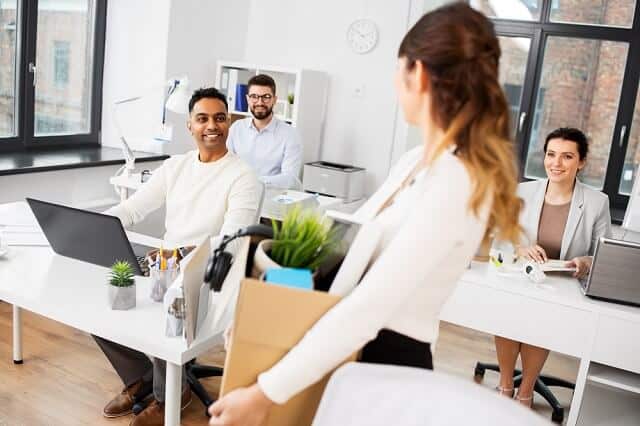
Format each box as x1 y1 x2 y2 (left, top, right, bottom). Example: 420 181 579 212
577 363 640 426
215 61 328 164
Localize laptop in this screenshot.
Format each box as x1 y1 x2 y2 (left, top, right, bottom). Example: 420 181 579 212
581 237 640 307
26 198 153 276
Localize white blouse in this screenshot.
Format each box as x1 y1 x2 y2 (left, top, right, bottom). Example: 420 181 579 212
258 146 492 404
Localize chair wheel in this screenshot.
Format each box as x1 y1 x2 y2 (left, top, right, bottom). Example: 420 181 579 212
474 366 485 383
132 399 150 415
551 409 564 424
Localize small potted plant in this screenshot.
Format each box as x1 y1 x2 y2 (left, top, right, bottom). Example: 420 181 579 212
253 206 338 279
108 260 136 310
286 93 295 120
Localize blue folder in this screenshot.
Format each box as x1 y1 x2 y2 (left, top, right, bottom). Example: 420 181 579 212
235 84 248 112
265 268 313 290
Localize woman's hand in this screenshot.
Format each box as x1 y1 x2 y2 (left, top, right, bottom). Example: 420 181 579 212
516 245 548 263
209 384 274 426
565 256 592 279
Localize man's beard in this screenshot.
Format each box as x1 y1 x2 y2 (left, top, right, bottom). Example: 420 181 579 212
251 105 273 120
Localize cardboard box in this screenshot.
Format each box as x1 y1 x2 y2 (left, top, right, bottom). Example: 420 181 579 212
220 278 355 426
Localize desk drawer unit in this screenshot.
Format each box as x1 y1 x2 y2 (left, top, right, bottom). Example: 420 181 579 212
591 314 640 374
440 281 595 358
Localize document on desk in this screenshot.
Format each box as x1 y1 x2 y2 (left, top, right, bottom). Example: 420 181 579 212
0 201 41 227
2 230 49 246
192 237 251 347
0 201 48 246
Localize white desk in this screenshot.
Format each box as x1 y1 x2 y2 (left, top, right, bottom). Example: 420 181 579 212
110 172 364 219
441 262 640 425
0 229 226 426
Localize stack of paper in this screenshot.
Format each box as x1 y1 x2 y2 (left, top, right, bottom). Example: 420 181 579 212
0 202 49 246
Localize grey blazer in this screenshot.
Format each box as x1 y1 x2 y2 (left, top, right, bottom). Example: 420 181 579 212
518 179 612 260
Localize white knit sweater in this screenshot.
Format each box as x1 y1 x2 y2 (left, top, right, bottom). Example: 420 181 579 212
106 150 259 247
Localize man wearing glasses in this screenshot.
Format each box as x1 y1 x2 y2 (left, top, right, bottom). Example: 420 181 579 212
227 74 303 189
95 87 259 426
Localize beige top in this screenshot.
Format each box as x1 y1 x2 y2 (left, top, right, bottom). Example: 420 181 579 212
537 201 571 259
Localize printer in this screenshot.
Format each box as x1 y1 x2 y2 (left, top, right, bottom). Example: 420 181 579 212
302 161 365 202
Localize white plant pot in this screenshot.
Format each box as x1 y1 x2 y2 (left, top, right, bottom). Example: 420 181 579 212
108 284 136 310
252 239 281 278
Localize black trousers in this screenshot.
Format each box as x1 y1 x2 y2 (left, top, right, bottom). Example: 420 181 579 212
360 329 433 370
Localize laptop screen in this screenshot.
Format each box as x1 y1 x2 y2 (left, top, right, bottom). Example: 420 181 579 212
583 237 640 306
26 198 151 276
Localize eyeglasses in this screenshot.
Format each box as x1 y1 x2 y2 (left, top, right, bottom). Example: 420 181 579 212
247 94 273 102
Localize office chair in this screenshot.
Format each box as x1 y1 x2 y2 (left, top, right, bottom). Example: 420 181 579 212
474 362 575 424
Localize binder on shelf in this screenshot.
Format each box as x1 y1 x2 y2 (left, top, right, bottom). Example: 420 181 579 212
235 84 248 112
225 69 238 109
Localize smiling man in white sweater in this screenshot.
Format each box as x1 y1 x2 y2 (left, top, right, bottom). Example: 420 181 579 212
93 87 260 426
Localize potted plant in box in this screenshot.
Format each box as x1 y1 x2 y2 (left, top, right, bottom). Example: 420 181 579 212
253 206 338 279
108 260 136 310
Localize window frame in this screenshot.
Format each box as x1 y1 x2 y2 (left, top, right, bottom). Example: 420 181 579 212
486 0 640 217
0 0 107 154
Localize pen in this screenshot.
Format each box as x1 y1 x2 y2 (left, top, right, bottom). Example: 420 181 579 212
168 248 178 271
160 244 167 271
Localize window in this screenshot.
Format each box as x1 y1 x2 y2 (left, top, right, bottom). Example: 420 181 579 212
471 0 640 217
619 83 640 195
497 36 531 139
524 37 628 189
0 0 106 152
53 40 70 87
0 0 18 138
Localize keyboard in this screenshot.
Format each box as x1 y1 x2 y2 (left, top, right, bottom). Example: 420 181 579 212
137 255 150 276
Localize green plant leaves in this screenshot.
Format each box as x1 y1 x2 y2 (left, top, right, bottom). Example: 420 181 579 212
109 260 135 287
269 206 339 270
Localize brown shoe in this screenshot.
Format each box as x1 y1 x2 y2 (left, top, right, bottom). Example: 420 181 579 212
103 379 149 418
130 388 192 426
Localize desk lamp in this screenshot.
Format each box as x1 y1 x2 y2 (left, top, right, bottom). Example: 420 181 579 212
112 77 190 180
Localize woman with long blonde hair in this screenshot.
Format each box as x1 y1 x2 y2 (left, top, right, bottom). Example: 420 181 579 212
209 3 522 425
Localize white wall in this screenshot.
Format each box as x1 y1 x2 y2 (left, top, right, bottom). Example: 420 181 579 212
100 0 251 156
99 0 423 193
163 0 251 154
242 0 412 192
100 0 171 154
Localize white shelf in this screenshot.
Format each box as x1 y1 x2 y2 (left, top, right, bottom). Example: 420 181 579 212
229 110 294 125
577 380 640 426
587 363 640 394
229 110 251 117
216 60 327 163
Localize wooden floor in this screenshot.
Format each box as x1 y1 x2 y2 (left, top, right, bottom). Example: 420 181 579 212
0 300 578 425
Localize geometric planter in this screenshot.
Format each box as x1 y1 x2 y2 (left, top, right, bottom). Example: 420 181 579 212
251 239 317 284
108 284 136 310
251 239 281 278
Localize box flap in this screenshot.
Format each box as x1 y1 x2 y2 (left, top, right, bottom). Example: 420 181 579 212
233 279 342 350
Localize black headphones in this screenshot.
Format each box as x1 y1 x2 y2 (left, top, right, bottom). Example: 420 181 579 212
204 224 273 291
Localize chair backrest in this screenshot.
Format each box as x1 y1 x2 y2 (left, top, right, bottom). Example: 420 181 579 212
255 181 266 223
312 363 551 426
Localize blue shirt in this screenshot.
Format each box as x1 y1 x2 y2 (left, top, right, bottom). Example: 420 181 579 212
226 116 303 189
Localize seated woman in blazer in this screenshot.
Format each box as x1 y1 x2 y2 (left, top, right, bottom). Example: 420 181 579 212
495 127 612 407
